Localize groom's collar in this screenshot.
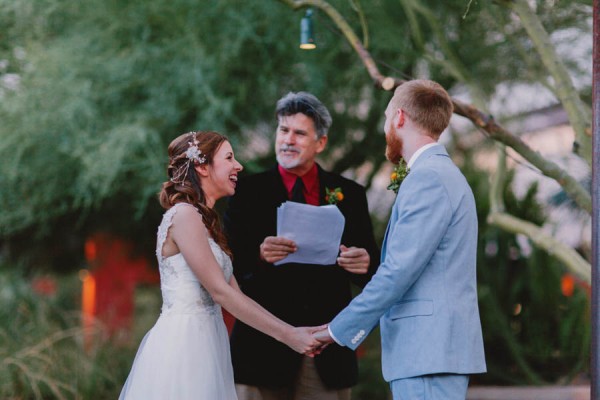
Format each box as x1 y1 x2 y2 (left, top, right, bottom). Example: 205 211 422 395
407 142 441 169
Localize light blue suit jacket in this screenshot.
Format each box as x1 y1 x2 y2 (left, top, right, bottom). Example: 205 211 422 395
329 144 486 382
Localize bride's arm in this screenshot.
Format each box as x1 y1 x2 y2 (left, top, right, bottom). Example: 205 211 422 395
170 207 318 354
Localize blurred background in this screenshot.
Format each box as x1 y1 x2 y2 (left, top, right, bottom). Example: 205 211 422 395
0 0 593 398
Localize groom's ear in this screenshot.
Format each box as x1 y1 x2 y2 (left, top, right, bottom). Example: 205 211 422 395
396 109 406 128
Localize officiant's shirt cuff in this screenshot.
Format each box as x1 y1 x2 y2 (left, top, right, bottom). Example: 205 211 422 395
328 326 343 346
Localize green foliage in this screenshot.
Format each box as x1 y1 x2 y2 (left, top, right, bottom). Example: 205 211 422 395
0 0 591 269
460 154 590 385
0 0 592 389
0 0 390 269
0 268 160 399
353 327 389 400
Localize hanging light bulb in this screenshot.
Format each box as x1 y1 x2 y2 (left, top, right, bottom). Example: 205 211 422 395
299 9 316 50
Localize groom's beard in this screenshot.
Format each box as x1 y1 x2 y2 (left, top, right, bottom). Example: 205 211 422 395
385 131 403 164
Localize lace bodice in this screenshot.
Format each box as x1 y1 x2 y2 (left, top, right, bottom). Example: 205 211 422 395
156 203 233 315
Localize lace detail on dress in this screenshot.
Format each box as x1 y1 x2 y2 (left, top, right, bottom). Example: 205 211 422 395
156 203 196 261
155 203 233 316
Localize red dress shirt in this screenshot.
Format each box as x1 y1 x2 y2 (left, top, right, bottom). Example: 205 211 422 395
278 164 320 206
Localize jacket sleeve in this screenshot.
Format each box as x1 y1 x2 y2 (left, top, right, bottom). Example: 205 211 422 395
330 168 452 349
223 178 269 283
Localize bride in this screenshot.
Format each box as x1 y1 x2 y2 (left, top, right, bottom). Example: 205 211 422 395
119 131 321 399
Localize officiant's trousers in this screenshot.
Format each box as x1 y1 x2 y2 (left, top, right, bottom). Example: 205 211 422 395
235 356 351 400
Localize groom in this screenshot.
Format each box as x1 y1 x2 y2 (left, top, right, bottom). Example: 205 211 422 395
314 79 486 399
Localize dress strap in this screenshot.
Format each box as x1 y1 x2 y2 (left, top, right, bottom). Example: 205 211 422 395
155 203 197 260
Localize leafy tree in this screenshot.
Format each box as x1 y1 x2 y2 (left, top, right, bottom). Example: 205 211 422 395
464 155 590 385
277 0 592 282
0 0 389 270
276 0 593 385
0 0 592 389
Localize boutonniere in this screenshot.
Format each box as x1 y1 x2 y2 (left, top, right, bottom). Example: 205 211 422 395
325 187 344 205
387 159 410 194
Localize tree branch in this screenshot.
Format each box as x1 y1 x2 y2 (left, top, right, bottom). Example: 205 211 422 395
400 0 489 107
278 0 592 278
499 0 592 164
452 99 592 213
488 145 591 282
350 0 369 49
490 145 507 214
277 0 386 85
277 0 591 214
487 212 591 283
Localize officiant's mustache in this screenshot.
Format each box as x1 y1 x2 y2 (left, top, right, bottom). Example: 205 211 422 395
279 144 300 154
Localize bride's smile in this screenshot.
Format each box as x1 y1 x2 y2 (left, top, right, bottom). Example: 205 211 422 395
199 140 243 207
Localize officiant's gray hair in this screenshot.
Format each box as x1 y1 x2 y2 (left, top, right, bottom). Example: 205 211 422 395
275 92 332 139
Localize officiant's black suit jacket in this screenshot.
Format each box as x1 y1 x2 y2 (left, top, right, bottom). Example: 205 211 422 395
224 164 380 389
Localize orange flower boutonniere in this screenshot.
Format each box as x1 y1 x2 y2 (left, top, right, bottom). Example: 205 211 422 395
325 187 344 205
387 159 410 194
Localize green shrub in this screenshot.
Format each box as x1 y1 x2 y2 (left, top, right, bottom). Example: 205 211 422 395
463 158 591 385
0 269 160 399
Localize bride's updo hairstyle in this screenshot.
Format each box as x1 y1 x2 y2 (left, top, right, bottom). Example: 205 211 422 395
159 131 232 257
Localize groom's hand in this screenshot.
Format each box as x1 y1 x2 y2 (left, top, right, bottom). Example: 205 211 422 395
260 236 297 263
313 327 334 345
337 245 370 274
305 326 333 357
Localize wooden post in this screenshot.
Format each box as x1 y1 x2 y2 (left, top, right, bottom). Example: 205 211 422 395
592 0 600 398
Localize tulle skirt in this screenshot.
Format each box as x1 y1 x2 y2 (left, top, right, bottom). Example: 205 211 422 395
119 310 237 400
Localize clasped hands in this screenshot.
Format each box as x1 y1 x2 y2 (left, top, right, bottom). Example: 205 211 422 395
260 236 368 356
259 236 370 274
289 324 334 357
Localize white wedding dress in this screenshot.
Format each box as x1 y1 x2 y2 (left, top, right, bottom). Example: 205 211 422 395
119 203 237 400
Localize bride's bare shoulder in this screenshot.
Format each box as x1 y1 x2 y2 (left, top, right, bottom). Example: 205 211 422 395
170 204 206 234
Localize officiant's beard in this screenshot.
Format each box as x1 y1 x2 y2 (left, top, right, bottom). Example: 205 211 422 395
385 132 403 164
276 149 301 170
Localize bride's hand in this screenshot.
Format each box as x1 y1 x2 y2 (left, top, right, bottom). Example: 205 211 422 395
283 326 322 356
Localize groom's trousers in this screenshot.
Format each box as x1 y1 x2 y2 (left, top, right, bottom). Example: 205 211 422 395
390 374 469 400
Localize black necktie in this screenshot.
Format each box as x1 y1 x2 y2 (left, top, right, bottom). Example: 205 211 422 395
291 177 306 203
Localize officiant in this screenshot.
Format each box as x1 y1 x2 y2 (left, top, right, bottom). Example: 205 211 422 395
224 91 380 400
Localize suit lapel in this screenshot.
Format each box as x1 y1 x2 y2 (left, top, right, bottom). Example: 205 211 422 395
267 165 290 206
317 164 335 206
380 219 391 262
380 145 447 262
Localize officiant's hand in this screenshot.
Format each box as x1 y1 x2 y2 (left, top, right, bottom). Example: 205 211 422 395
260 236 297 263
337 245 370 274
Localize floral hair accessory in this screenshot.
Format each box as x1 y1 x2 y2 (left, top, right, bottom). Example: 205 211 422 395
170 132 207 184
184 134 207 164
325 187 344 204
387 158 410 194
